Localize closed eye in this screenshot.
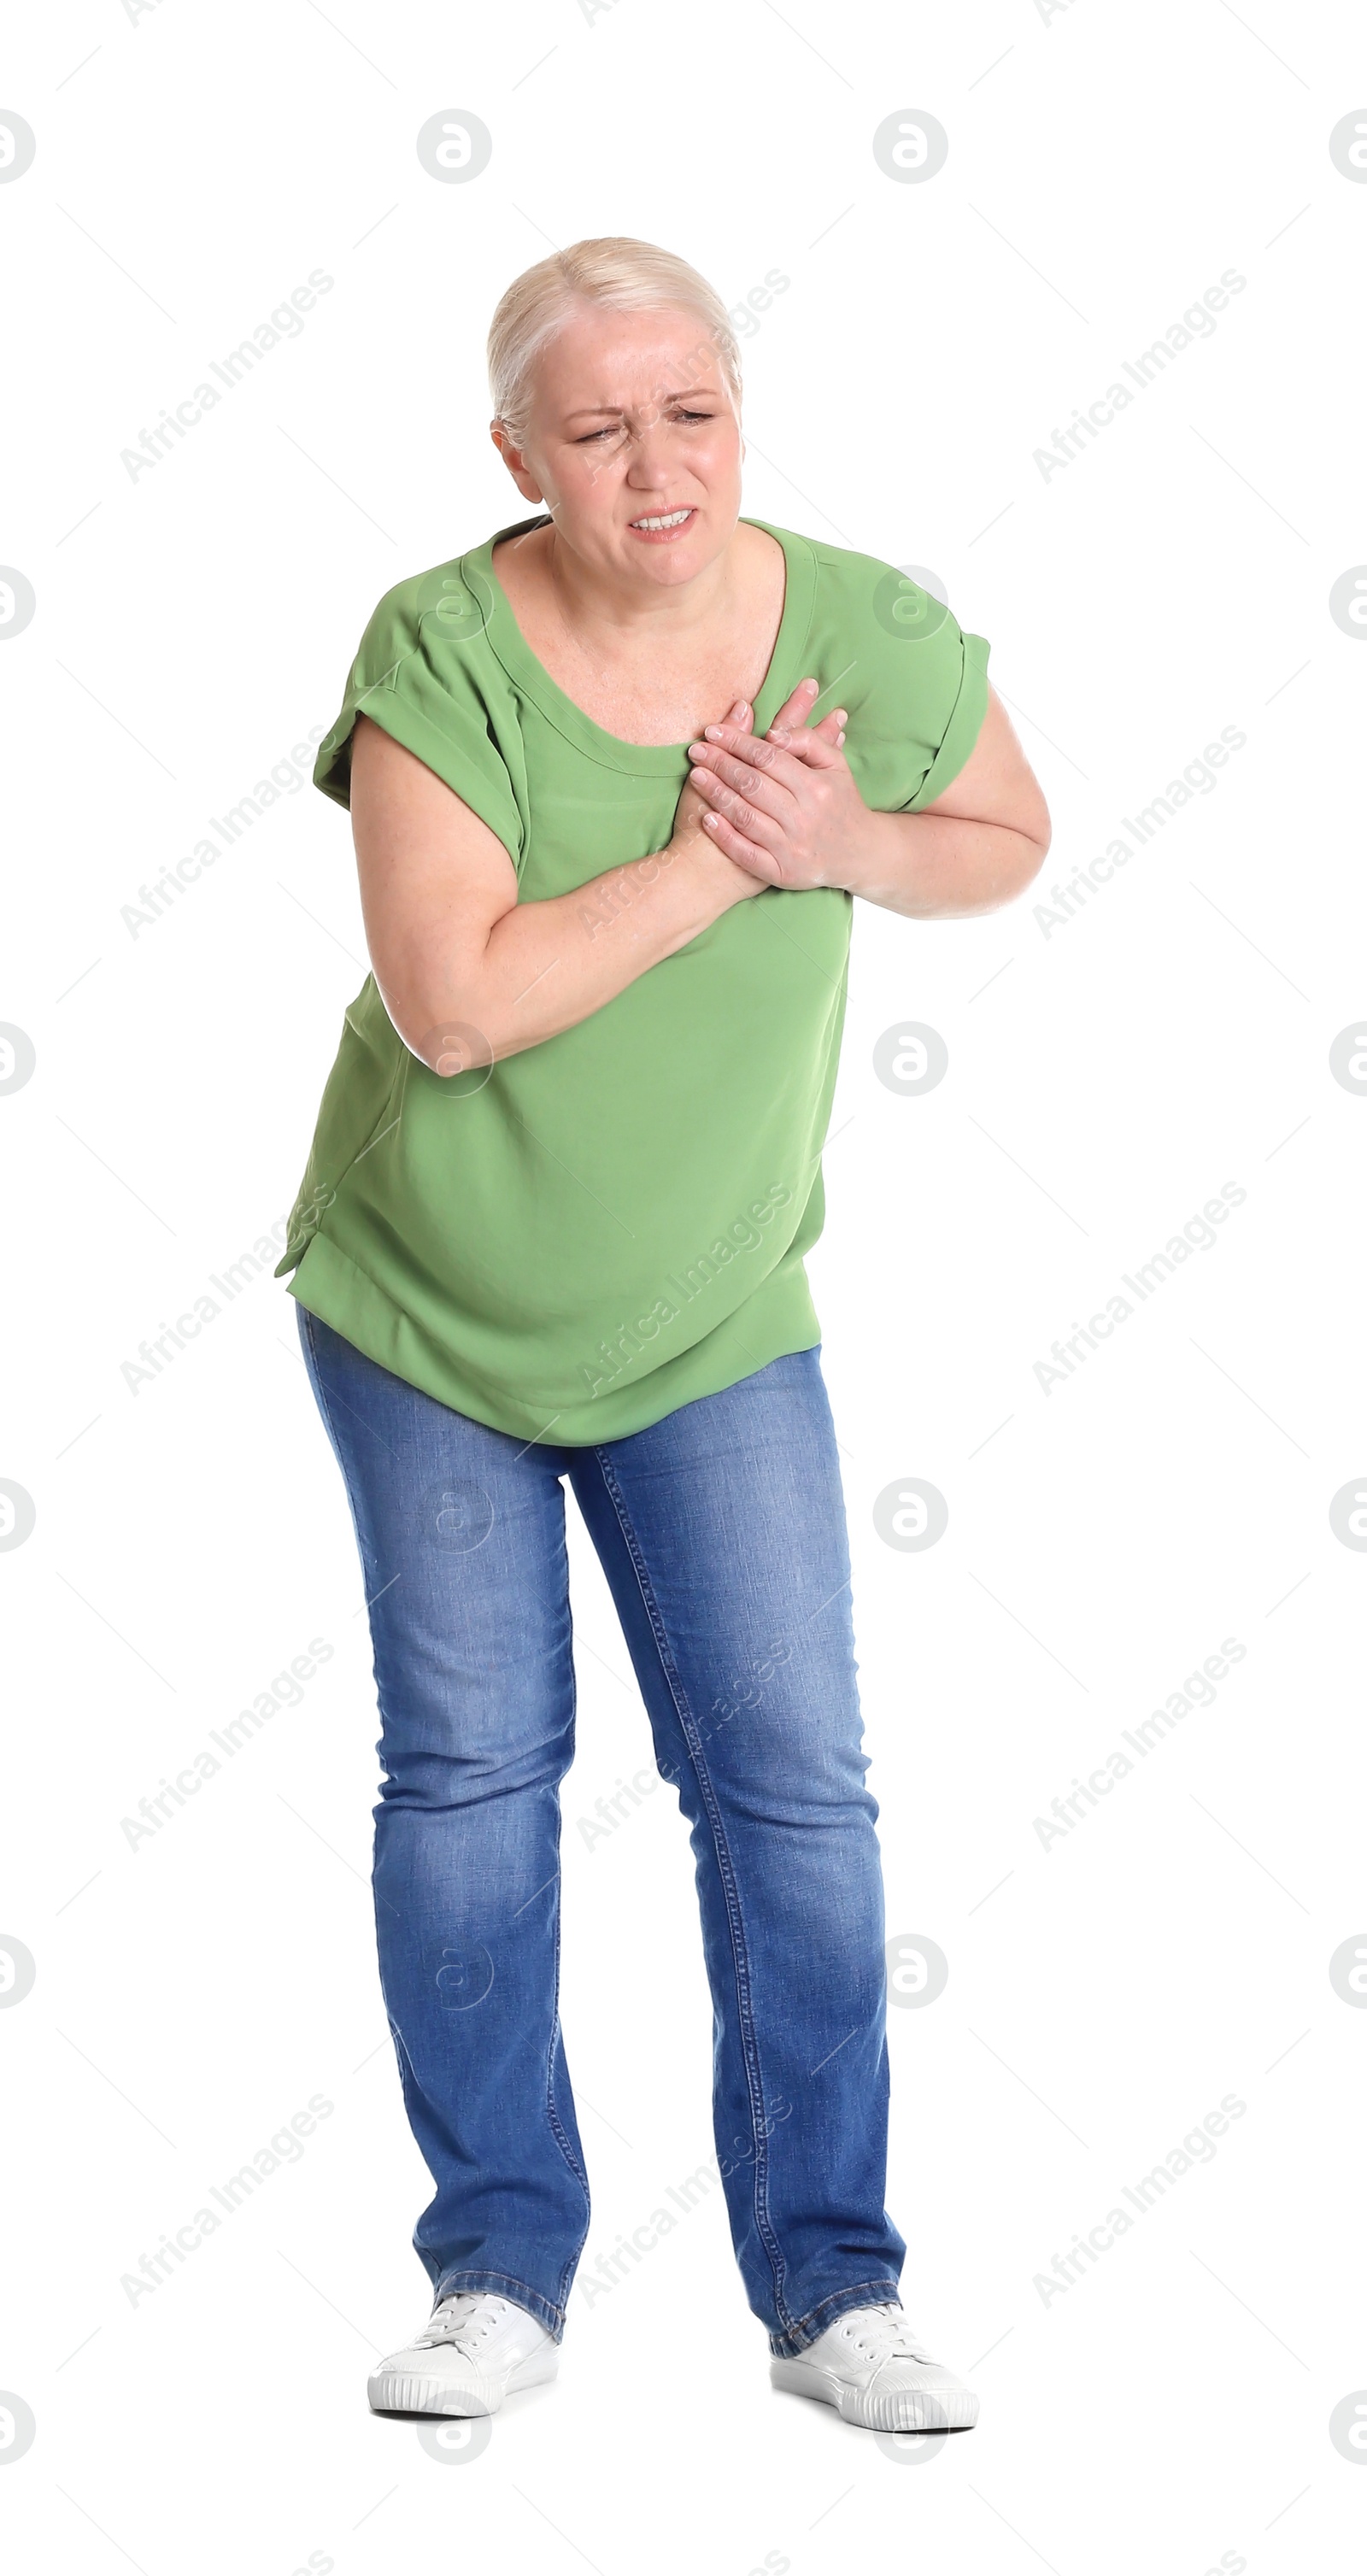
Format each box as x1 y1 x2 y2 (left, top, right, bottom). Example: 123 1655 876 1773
572 408 716 443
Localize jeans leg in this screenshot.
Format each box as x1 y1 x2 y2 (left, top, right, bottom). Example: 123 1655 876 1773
296 1305 590 2338
567 1347 905 2356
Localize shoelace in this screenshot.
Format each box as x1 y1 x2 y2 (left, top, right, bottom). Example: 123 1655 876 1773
840 2303 934 2364
418 2293 509 2354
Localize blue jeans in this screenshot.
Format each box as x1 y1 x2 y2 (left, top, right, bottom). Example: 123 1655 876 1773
296 1306 906 2356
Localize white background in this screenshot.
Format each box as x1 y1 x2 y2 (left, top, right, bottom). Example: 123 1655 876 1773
2 2 1365 2569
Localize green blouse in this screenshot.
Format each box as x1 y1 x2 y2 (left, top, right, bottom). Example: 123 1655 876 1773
277 514 989 1443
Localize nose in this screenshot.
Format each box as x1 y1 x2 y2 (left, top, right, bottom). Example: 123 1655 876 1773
623 405 676 484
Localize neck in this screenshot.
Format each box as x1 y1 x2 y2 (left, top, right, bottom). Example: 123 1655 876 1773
541 514 743 658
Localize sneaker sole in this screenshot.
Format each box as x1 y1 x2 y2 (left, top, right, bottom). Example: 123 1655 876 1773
769 2360 978 2433
368 2349 559 2418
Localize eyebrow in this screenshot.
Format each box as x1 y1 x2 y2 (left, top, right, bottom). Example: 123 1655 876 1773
561 387 721 420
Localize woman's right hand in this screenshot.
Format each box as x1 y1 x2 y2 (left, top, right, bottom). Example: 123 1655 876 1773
670 687 842 899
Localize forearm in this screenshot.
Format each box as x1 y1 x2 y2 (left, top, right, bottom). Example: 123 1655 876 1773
828 807 1048 920
410 824 753 1065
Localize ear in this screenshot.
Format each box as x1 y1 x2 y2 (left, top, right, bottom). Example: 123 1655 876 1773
490 423 544 503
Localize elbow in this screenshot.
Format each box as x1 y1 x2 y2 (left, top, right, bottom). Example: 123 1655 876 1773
380 979 500 1079
1021 815 1052 891
1006 798 1052 903
416 1018 499 1079
974 818 1048 915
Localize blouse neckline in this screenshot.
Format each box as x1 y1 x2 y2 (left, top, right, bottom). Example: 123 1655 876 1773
462 512 818 774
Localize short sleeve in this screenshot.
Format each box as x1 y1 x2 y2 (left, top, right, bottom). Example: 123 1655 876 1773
312 564 525 865
808 543 992 817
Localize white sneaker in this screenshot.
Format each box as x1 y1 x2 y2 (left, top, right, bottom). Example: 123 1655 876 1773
367 2291 559 2417
770 2302 980 2432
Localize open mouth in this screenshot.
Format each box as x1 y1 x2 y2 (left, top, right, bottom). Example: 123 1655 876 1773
627 507 696 539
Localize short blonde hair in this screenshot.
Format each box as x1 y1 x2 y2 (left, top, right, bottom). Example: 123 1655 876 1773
487 236 742 450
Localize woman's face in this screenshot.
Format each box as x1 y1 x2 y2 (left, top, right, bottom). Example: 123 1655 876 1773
495 302 742 589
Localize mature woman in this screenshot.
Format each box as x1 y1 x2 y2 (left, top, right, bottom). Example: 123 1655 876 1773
277 237 1049 2434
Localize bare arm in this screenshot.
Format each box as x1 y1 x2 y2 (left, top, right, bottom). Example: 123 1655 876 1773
347 697 823 1071
842 685 1051 916
683 679 1052 919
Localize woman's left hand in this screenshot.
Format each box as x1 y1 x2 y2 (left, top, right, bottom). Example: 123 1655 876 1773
684 678 868 890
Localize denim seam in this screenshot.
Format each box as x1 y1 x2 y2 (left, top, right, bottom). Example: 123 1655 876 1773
432 2267 566 2340
546 1800 592 2312
590 1448 794 2335
769 2275 903 2359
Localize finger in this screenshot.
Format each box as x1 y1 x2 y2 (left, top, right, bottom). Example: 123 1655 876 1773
768 675 823 732
767 702 848 766
685 739 795 819
698 806 782 882
677 698 751 828
685 762 788 856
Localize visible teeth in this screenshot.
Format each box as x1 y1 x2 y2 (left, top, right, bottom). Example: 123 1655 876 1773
631 508 691 530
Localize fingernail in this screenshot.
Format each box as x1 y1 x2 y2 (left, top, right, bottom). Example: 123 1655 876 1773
833 709 848 725
836 729 846 746
732 700 748 717
704 725 724 741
